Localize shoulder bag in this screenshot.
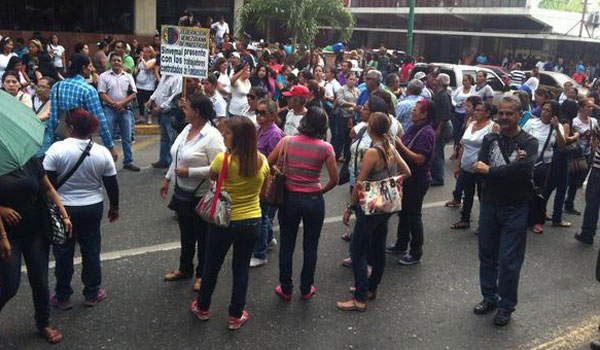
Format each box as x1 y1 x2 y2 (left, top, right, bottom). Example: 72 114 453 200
358 147 403 215
167 144 205 212
261 139 288 206
53 82 71 141
195 152 232 227
42 140 93 245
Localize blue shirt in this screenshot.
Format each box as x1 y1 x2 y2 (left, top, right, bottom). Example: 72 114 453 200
396 94 422 130
44 75 114 153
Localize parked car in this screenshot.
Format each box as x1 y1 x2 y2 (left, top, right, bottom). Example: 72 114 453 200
408 63 508 98
524 70 588 98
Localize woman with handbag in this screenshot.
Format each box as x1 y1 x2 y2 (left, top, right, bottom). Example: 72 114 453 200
522 100 566 234
0 156 72 343
565 98 597 215
337 112 411 311
269 107 338 302
160 93 225 292
190 116 270 330
542 100 580 228
386 99 436 266
44 108 119 309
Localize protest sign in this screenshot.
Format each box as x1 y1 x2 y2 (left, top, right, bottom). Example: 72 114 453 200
160 25 210 79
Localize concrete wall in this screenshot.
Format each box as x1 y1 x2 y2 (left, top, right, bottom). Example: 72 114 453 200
135 0 157 36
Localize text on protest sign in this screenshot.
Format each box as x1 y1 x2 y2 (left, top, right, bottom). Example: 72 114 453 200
160 25 210 79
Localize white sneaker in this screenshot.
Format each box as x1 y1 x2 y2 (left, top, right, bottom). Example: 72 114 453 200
249 257 267 268
268 238 278 249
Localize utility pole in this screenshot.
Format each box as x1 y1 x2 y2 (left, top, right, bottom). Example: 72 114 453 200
407 0 415 56
580 0 589 37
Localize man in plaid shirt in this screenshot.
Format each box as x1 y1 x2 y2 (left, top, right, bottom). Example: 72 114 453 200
44 53 118 161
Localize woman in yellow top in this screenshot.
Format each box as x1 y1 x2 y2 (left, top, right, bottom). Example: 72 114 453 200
190 116 270 331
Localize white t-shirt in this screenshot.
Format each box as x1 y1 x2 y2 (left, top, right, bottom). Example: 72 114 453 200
135 59 157 91
0 52 17 78
229 79 251 116
523 118 564 164
48 44 65 69
452 85 475 114
241 106 257 125
324 79 342 100
43 138 117 206
284 110 306 136
208 92 227 118
211 22 230 39
217 71 231 94
572 115 599 155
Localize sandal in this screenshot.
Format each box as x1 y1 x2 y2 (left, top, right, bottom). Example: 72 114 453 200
451 221 470 230
341 231 352 241
445 200 461 208
552 220 572 228
336 298 367 312
40 327 63 344
164 270 192 282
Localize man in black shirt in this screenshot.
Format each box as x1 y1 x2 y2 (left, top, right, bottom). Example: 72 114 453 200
431 73 453 186
472 95 538 326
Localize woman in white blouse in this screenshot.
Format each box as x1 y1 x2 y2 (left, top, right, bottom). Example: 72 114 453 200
159 93 226 292
452 74 475 146
229 63 251 117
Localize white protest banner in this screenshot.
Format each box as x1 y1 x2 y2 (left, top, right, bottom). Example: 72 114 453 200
160 25 210 79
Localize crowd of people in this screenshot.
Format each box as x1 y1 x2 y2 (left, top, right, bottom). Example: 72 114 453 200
3 18 600 348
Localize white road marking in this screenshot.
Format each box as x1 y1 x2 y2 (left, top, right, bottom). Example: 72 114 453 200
26 201 450 272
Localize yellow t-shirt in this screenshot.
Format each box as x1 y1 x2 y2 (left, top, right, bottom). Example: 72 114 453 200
210 152 270 221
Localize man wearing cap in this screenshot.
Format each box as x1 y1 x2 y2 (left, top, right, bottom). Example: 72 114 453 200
282 85 309 136
98 53 139 172
44 53 118 161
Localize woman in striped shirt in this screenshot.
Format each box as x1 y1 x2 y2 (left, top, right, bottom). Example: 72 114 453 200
268 107 338 301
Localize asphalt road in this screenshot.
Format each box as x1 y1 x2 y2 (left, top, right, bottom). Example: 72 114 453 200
1 136 599 350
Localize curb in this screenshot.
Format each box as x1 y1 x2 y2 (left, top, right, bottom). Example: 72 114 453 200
135 125 160 135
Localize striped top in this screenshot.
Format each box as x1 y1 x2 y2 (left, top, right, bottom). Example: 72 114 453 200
593 122 600 170
281 135 334 193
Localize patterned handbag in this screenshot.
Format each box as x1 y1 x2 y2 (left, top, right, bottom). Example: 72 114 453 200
196 152 233 227
358 147 403 215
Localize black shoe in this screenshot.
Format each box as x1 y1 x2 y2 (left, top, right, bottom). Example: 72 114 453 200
430 182 444 187
151 162 169 169
398 254 420 266
386 244 406 254
493 309 512 326
574 233 593 246
123 164 141 172
564 207 582 215
473 301 497 315
590 338 600 350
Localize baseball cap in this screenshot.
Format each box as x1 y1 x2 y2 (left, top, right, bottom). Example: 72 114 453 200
282 85 310 98
414 71 427 80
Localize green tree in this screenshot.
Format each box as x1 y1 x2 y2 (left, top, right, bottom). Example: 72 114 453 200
538 0 584 13
236 0 355 50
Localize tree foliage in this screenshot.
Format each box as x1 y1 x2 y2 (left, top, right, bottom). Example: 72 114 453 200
538 0 584 13
236 0 355 48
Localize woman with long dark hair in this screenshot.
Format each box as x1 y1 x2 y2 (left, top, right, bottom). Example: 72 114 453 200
250 64 273 97
337 112 411 311
161 94 225 292
191 116 270 330
270 107 338 302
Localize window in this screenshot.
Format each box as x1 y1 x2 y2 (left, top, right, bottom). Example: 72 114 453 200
0 0 134 34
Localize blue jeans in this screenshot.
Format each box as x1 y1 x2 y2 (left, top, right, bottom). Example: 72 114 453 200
478 201 528 311
542 152 569 223
158 110 176 165
197 219 260 318
253 202 276 259
452 112 467 145
53 202 103 301
278 191 325 295
431 121 452 185
350 208 391 302
104 106 134 166
0 223 50 331
580 167 600 241
452 168 464 203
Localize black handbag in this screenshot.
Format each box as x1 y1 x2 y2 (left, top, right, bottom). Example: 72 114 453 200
167 145 205 212
44 140 93 245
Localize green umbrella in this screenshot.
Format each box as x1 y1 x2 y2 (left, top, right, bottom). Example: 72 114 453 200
0 89 45 176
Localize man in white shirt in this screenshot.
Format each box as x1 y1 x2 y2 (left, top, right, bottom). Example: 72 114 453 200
211 16 230 45
282 85 309 136
146 62 183 168
98 53 139 171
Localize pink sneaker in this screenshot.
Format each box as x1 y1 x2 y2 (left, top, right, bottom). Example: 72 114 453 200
274 285 292 302
49 295 73 310
83 288 106 307
190 300 211 320
532 224 544 234
228 309 249 330
342 257 352 267
301 286 317 300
